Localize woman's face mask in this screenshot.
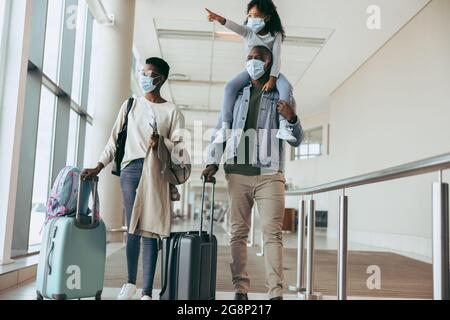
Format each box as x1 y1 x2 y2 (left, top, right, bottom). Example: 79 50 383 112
139 72 161 94
246 59 266 80
247 17 266 33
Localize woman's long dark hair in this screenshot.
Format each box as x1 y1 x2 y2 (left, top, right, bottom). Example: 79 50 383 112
246 0 286 41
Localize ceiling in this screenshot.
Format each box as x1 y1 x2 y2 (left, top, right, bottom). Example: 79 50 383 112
133 0 430 124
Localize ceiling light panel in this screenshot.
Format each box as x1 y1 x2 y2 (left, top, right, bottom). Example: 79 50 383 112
159 38 212 81
170 82 211 107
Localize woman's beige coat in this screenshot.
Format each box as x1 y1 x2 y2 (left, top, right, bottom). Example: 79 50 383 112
128 103 185 238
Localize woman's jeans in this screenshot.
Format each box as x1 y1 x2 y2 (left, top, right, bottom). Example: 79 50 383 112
120 158 158 297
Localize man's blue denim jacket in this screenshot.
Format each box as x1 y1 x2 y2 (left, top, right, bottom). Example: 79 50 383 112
206 82 303 174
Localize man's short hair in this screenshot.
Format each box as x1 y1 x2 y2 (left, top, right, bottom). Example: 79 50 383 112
251 45 273 62
145 57 170 78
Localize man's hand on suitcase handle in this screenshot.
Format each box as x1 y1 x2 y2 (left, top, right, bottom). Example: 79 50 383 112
81 163 104 180
202 165 218 183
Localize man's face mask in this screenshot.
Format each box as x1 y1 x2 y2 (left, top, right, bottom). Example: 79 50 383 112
247 17 266 33
139 72 161 94
246 59 266 80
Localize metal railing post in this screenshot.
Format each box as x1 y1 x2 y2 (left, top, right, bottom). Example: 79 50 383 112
289 199 306 293
337 191 348 300
432 173 449 300
299 197 322 300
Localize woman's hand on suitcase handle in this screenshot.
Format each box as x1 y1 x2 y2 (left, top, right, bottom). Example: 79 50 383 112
81 163 104 180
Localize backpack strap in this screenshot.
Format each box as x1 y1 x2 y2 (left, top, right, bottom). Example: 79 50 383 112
112 98 135 177
122 97 135 131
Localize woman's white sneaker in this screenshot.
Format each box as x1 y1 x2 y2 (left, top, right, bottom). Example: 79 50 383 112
141 295 152 300
117 283 137 300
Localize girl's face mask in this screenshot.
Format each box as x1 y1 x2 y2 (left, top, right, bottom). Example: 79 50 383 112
247 17 266 33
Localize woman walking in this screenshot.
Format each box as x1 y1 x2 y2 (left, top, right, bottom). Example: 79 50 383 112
83 57 185 300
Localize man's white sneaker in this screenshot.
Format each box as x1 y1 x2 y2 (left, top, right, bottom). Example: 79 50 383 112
276 121 297 143
141 295 152 300
117 283 137 300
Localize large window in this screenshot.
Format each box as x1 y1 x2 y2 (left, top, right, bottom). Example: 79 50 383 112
293 127 324 160
72 0 88 104
83 123 93 167
42 0 64 83
29 86 57 248
0 0 10 113
66 110 80 166
10 0 94 256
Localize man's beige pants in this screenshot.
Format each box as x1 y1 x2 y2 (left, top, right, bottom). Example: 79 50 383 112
225 173 285 299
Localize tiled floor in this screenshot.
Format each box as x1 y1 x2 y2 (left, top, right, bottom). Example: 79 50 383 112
0 218 430 301
0 280 418 300
0 281 296 300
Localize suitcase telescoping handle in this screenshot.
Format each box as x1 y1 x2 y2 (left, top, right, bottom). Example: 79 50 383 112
76 175 99 226
200 176 216 238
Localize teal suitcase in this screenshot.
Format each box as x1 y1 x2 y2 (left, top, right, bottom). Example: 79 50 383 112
36 177 106 300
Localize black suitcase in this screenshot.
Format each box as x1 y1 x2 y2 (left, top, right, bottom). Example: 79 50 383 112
159 178 217 300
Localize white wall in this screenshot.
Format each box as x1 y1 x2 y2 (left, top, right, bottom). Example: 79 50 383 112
286 0 450 259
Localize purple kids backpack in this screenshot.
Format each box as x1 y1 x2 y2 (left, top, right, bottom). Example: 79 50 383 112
46 166 100 223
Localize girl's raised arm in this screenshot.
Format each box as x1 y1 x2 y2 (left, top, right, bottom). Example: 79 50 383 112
223 19 249 39
205 8 249 38
205 8 226 25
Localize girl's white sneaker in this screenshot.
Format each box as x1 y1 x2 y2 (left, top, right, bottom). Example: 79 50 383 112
141 295 152 300
276 120 297 143
117 283 137 300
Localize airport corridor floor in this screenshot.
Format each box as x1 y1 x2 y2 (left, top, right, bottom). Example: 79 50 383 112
103 246 432 299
